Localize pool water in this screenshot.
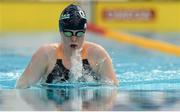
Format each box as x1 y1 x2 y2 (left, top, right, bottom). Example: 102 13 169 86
0 32 180 110
0 32 180 90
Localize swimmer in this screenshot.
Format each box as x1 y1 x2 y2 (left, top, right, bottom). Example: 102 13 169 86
16 4 118 89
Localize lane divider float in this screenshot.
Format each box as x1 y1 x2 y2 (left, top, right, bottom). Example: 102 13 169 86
87 23 180 56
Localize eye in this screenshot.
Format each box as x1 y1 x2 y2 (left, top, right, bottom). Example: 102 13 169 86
76 31 85 37
64 31 72 37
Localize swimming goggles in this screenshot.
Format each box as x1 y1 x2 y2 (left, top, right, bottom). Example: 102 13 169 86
63 30 85 38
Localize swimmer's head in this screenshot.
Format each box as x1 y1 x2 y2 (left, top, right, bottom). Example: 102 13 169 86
59 4 87 31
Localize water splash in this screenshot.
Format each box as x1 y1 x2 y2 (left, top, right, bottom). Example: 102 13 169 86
0 70 22 89
69 49 83 82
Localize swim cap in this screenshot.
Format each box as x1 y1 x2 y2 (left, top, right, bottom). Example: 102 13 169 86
59 4 87 31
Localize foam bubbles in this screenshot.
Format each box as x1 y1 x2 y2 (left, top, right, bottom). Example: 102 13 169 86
69 49 83 82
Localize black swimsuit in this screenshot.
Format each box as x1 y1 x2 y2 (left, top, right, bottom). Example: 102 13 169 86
46 59 99 83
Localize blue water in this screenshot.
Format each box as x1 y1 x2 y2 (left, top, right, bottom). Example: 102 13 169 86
0 32 180 90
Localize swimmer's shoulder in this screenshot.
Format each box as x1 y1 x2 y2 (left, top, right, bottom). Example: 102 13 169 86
33 43 59 59
84 41 107 55
38 43 59 52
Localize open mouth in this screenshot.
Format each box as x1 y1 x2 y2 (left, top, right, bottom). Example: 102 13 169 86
70 44 78 49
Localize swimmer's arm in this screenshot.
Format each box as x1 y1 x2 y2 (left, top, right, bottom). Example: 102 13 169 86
16 46 48 89
95 47 119 85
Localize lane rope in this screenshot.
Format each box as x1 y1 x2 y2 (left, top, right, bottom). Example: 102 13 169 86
87 23 180 56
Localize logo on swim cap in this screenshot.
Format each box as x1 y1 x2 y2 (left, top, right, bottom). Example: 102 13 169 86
60 14 70 20
78 10 86 19
60 11 86 20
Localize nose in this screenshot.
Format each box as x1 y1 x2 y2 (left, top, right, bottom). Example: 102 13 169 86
71 36 77 42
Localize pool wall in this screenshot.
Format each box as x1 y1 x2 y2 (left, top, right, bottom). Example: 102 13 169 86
0 0 180 32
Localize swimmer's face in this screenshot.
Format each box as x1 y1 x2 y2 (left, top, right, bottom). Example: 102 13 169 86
60 29 85 49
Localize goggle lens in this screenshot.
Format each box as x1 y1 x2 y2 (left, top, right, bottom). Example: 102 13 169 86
63 31 85 37
64 31 73 37
76 31 84 37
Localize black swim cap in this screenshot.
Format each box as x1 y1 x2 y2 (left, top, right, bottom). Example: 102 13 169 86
59 4 87 31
